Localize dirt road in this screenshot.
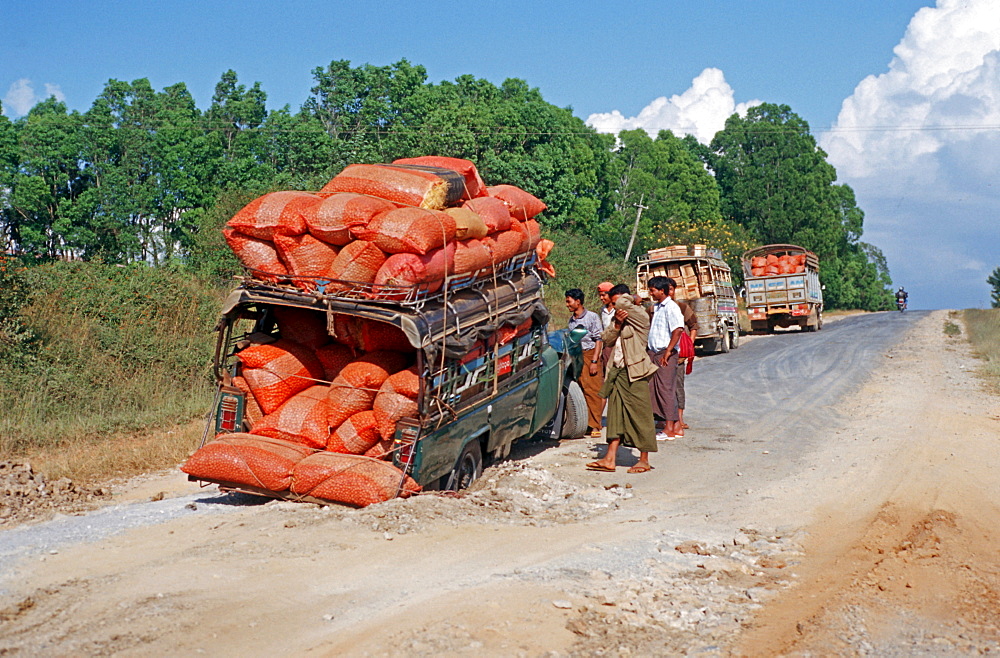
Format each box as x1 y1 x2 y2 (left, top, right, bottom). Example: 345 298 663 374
1 310 998 656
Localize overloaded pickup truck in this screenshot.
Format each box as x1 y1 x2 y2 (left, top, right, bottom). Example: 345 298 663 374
189 264 588 503
742 244 824 333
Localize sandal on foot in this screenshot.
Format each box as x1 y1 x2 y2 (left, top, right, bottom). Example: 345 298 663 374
586 462 616 472
627 463 653 473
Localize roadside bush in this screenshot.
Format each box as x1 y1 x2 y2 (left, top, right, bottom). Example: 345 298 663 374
542 228 635 324
0 261 224 455
964 308 1000 388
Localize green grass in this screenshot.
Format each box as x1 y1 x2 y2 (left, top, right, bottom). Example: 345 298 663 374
0 261 224 469
944 311 962 337
963 308 1000 389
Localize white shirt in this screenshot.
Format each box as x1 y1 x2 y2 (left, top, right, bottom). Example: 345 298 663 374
648 297 684 352
600 305 615 329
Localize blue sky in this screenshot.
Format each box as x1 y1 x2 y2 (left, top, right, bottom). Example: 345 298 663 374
3 0 998 309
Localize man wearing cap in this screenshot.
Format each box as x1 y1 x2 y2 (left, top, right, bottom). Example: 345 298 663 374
596 282 616 372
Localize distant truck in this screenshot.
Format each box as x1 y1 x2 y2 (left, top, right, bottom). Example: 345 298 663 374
636 244 740 353
742 244 823 333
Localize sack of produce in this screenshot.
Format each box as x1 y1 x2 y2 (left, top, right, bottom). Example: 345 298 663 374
289 451 420 506
487 184 546 221
320 164 464 210
364 438 394 460
462 197 512 233
354 320 414 353
181 433 315 492
373 243 455 297
373 387 419 440
273 306 330 350
327 410 382 454
358 207 457 255
222 229 288 281
250 385 331 449
315 342 356 380
238 339 326 414
327 241 387 288
483 230 524 265
232 376 264 427
227 191 317 239
445 207 489 240
273 233 339 284
304 192 397 246
453 238 493 275
392 156 487 200
511 219 542 252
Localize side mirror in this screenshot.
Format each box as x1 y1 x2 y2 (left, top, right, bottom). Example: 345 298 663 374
568 326 588 346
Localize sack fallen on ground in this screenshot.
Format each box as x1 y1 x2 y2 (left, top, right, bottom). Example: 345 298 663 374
289 451 420 506
181 433 315 492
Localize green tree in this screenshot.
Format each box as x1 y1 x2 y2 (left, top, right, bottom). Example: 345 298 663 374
988 267 1000 308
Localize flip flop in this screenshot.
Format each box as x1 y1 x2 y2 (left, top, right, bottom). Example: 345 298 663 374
586 462 616 472
627 464 654 474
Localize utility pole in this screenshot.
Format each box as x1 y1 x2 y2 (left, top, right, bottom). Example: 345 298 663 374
624 194 648 264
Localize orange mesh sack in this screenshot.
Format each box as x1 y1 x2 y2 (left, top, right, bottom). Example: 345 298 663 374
751 267 765 277
181 433 314 492
358 207 457 255
238 339 326 414
233 376 264 427
453 238 493 275
273 306 330 350
227 191 317 240
463 197 512 233
289 451 420 506
483 230 524 264
511 219 542 252
273 233 339 283
751 256 766 268
315 342 355 380
327 241 387 288
487 185 546 221
766 254 779 265
304 193 397 246
355 320 414 353
321 164 463 210
383 366 420 398
373 243 455 297
365 438 394 460
250 386 331 449
765 265 779 275
223 229 288 281
373 389 419 440
327 410 381 454
392 156 487 199
327 361 390 427
445 207 489 240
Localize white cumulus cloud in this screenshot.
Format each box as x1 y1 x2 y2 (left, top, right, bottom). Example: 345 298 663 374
586 68 761 143
2 78 66 117
821 0 1000 309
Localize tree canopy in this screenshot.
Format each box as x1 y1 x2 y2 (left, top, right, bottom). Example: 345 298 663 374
0 63 894 309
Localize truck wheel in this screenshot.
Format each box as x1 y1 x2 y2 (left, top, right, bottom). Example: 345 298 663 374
560 380 588 439
817 310 823 330
444 440 483 491
719 330 731 353
730 328 740 349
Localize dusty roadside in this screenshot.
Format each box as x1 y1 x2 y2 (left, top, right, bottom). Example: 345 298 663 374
0 311 997 656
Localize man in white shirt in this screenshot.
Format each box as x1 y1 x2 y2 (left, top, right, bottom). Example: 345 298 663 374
646 276 684 440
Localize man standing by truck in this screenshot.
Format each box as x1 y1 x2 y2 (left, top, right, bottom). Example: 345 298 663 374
587 284 658 474
675 296 698 434
565 289 605 438
646 276 685 440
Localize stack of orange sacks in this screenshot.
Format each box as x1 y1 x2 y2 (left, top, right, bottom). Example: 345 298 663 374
222 156 552 294
181 306 429 507
750 253 807 277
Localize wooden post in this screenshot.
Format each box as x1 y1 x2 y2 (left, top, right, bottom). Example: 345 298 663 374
624 195 648 264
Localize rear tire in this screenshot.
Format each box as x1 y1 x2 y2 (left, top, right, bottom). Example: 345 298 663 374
719 330 731 353
444 440 483 491
560 380 588 439
730 328 740 349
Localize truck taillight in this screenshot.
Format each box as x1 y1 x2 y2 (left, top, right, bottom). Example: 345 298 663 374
218 394 239 432
394 423 420 468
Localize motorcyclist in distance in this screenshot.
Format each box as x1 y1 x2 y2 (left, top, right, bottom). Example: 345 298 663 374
896 287 908 311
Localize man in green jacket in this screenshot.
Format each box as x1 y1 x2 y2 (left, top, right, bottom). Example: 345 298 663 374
586 284 659 474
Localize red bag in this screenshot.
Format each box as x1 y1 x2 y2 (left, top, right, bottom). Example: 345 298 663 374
678 331 696 375
487 185 546 221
